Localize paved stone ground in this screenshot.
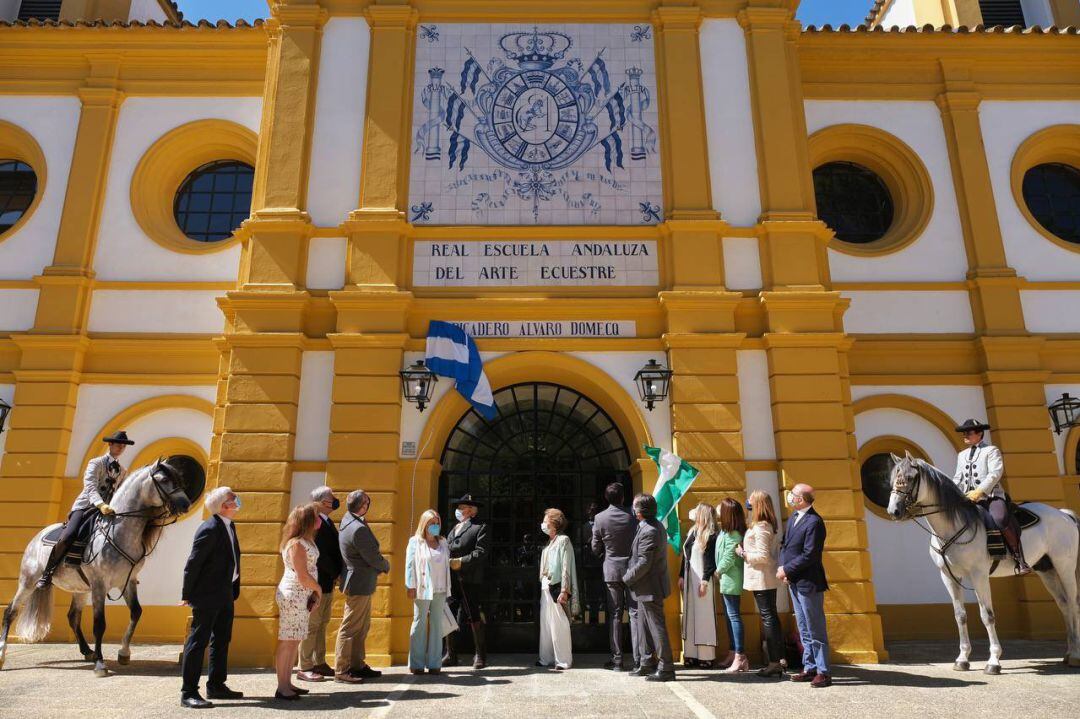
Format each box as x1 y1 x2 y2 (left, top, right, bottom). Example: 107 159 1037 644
0 641 1077 718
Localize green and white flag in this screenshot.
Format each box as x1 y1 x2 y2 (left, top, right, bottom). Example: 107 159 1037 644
645 445 700 553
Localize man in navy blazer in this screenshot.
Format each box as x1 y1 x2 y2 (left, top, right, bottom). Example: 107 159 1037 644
777 483 831 688
180 486 243 708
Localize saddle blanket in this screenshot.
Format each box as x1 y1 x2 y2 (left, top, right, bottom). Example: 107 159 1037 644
41 520 94 565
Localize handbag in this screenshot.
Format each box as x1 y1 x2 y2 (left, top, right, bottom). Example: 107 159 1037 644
441 600 459 638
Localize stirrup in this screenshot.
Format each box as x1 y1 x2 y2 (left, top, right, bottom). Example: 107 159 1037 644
1013 560 1032 576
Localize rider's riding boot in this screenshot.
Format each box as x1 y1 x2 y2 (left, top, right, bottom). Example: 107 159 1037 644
1002 524 1031 575
471 622 487 669
442 633 459 667
35 544 66 589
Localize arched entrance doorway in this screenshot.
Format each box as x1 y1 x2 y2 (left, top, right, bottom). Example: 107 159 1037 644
439 382 632 653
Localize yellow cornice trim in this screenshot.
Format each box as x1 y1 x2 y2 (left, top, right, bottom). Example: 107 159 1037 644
92 281 235 291
292 461 327 473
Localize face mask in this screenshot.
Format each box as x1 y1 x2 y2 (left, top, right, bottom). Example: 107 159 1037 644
745 501 753 512
428 524 441 537
331 498 340 511
455 509 465 523
786 492 798 507
541 521 551 535
232 496 242 510
688 507 698 522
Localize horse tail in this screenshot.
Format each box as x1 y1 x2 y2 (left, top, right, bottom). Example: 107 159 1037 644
14 584 53 643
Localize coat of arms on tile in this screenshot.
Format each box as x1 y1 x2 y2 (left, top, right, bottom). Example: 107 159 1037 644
409 24 663 225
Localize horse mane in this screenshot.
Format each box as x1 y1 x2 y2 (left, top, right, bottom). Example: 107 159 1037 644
109 462 153 511
914 459 979 525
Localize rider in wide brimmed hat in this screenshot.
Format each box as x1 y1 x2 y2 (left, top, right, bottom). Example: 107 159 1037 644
952 419 1030 575
37 431 135 588
444 494 490 669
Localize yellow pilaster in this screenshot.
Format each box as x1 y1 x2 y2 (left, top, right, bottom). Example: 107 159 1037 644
742 2 884 663
936 68 1067 636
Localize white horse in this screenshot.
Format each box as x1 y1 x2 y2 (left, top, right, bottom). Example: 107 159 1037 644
887 452 1080 673
0 456 198 677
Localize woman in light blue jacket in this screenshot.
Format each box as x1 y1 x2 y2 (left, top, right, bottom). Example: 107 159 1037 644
405 509 452 674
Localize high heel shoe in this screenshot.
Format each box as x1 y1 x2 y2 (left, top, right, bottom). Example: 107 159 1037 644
288 686 310 695
274 691 300 701
720 654 750 673
716 652 735 670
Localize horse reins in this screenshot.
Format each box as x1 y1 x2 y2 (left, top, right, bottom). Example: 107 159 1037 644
893 465 979 591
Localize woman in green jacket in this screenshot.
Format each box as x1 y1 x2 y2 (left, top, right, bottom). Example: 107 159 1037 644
714 498 747 673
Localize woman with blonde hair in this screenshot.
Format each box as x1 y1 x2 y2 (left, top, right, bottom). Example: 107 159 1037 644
405 509 451 674
736 491 785 677
678 502 719 668
537 508 580 670
274 503 322 700
714 498 748 673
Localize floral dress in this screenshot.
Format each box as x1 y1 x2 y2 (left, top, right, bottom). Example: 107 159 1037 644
276 538 319 641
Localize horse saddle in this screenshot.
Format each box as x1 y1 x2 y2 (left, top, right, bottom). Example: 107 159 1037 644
41 515 97 565
980 501 1040 558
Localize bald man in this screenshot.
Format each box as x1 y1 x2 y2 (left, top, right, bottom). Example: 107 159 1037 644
777 484 831 688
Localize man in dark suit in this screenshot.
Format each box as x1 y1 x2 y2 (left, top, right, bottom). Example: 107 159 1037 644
297 486 343 682
623 493 674 682
590 482 639 671
777 483 831 688
335 489 389 683
445 494 490 669
180 486 243 709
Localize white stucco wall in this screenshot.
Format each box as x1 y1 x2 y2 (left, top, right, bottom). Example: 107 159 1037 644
851 385 988 433
842 291 975 334
880 0 917 27
1021 0 1055 27
295 352 334 462
0 289 39 332
737 350 776 460
306 237 347 290
1021 290 1080 333
700 19 761 227
87 290 225 334
306 17 370 228
0 0 21 22
805 100 969 283
94 97 262 282
128 0 168 22
0 96 81 280
723 237 763 291
979 101 1080 281
290 471 328 511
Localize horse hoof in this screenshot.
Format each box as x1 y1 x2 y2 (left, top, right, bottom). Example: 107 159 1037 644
1067 656 1080 668
984 664 1001 675
953 661 969 671
117 653 130 665
94 667 108 678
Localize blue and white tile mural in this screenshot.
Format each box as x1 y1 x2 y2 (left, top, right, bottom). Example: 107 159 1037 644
408 24 663 225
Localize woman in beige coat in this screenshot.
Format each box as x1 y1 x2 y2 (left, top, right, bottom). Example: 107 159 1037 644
736 491 785 678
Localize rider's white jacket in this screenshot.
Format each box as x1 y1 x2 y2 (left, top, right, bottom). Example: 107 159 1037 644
952 441 1005 500
71 454 127 512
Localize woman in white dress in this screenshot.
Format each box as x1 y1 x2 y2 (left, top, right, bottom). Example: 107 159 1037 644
275 503 322 700
679 502 719 668
405 509 452 674
736 491 785 677
537 508 580 670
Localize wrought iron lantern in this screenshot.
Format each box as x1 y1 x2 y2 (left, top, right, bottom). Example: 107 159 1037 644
400 360 438 412
0 397 10 434
1048 392 1080 435
634 359 672 412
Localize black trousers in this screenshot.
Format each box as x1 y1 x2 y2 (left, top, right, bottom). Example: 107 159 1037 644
44 507 95 571
604 581 638 664
752 589 784 664
181 601 234 695
449 579 484 626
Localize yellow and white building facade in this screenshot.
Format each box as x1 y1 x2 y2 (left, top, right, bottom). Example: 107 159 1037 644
1 0 1080 666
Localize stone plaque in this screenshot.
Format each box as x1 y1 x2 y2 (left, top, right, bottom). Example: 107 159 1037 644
450 320 636 338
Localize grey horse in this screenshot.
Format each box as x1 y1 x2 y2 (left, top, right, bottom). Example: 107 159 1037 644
0 455 199 677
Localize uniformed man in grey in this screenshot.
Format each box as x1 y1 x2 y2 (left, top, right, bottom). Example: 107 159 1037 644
37 430 134 589
623 493 675 682
590 482 639 671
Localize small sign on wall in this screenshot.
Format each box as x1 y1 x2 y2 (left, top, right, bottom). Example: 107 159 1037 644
413 240 659 287
450 320 636 338
401 441 418 458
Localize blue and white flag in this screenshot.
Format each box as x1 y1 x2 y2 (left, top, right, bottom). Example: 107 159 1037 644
425 321 497 420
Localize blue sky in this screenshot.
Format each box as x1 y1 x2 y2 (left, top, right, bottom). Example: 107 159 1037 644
175 0 871 26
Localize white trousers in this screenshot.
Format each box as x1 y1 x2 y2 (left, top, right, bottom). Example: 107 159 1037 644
539 579 572 669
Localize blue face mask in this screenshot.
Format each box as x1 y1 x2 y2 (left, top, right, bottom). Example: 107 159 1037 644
331 497 340 511
454 509 465 523
232 496 242 510
428 524 441 537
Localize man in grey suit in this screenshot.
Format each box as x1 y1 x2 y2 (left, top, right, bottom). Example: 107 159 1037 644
623 493 675 682
334 489 389 683
590 482 639 671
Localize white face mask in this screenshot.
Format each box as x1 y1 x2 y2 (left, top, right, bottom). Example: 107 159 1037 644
455 509 466 523
688 507 698 522
541 521 551 535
